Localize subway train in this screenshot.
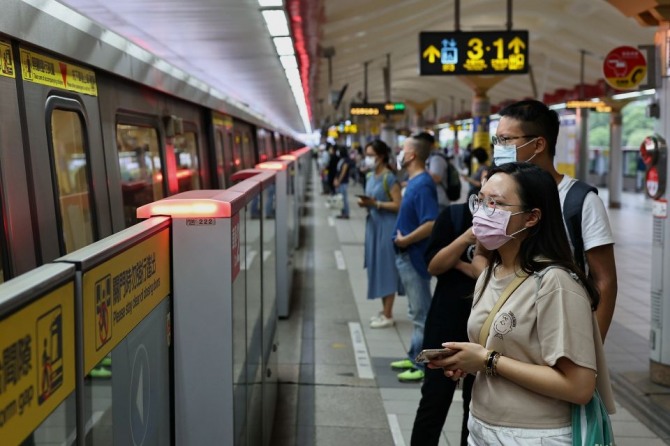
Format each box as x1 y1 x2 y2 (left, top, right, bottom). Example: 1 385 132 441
0 3 302 284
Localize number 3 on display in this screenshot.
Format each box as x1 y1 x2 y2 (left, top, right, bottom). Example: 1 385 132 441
467 38 484 60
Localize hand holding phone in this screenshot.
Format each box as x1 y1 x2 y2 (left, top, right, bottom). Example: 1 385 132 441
415 348 456 363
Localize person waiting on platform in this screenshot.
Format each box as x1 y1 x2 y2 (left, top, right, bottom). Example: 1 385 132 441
334 146 354 219
390 135 439 382
492 99 616 341
411 199 477 446
429 162 614 445
461 147 489 197
357 140 403 328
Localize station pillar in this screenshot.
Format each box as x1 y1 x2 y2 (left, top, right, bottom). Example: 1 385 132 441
650 21 670 386
458 75 505 162
575 108 589 182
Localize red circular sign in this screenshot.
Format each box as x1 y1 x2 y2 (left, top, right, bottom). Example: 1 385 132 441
603 46 647 90
647 166 659 198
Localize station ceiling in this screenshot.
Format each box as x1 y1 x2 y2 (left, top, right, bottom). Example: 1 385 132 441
59 0 657 136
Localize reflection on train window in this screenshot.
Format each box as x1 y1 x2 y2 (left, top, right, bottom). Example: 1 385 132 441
175 131 201 193
116 124 164 227
50 109 95 254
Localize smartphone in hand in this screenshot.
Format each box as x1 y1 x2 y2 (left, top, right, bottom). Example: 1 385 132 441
415 348 456 363
355 194 372 200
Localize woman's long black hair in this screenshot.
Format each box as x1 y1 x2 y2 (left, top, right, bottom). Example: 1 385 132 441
478 162 600 309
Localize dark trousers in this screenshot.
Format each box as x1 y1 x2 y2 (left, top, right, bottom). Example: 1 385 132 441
410 296 474 446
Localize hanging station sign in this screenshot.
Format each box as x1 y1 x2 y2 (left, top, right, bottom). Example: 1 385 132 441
419 30 529 76
349 102 406 116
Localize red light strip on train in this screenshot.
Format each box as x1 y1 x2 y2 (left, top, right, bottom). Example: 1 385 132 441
279 154 297 161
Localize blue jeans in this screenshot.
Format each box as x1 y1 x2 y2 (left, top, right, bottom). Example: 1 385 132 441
395 252 432 370
337 183 349 216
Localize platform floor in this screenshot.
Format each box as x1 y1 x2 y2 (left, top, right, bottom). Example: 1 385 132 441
272 169 670 446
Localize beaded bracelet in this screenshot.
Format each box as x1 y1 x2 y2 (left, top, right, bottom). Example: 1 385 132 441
485 350 501 377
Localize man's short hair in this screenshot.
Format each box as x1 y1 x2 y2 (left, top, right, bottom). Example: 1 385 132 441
414 131 435 147
498 100 560 158
406 135 433 161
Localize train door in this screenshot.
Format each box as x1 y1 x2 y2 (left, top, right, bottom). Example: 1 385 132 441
256 128 271 163
0 40 34 279
17 46 111 264
174 121 203 193
211 113 235 189
116 116 167 228
235 121 256 169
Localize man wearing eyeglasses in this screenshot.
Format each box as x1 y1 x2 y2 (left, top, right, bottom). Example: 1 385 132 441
488 99 617 341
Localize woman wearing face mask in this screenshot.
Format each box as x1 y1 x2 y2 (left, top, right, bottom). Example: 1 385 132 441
428 162 614 445
358 140 403 328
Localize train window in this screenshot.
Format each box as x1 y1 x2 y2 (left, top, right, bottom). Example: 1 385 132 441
175 131 201 193
116 124 164 227
233 133 243 172
242 132 255 168
50 109 95 254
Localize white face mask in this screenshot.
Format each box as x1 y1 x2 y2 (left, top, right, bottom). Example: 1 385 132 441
364 156 376 169
396 151 404 171
493 138 538 166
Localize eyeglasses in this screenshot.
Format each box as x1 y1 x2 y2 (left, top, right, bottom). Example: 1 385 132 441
491 134 537 146
468 194 525 216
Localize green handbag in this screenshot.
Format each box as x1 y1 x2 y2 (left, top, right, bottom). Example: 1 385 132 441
571 389 614 446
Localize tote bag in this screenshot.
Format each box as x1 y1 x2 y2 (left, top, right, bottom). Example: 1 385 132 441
571 389 614 446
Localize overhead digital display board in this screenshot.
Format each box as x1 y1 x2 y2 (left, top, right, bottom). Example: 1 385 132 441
350 102 406 116
419 30 529 76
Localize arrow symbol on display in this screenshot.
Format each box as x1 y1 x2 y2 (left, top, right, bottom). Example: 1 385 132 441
508 37 526 53
422 45 440 63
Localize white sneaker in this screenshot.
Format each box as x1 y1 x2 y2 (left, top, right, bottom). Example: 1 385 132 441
370 315 395 329
369 311 383 322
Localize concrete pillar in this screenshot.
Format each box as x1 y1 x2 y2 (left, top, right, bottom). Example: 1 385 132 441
608 108 624 209
458 75 505 162
472 95 491 154
650 22 670 387
575 108 589 182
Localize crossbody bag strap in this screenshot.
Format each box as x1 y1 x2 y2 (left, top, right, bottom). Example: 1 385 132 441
478 273 529 347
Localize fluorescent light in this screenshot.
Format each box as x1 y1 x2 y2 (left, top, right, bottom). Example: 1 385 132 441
611 88 655 100
261 10 289 37
549 103 567 110
273 37 294 56
258 0 283 6
280 55 298 69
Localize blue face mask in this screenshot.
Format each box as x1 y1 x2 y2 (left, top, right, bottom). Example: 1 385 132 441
493 138 538 166
493 144 516 166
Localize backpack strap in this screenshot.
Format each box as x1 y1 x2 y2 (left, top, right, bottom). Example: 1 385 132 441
562 180 597 272
382 172 391 201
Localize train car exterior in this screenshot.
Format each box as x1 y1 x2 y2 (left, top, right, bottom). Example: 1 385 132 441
0 2 300 282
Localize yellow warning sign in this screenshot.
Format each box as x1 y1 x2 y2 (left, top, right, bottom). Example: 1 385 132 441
0 283 76 445
83 228 170 373
0 41 16 79
20 48 98 96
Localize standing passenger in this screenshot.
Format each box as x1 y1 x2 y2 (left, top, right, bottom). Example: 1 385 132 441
334 146 353 219
493 99 617 340
357 140 402 328
431 162 614 444
411 201 477 446
390 135 439 382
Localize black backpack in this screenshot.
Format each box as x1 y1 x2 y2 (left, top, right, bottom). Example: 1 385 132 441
562 179 597 272
431 152 462 201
